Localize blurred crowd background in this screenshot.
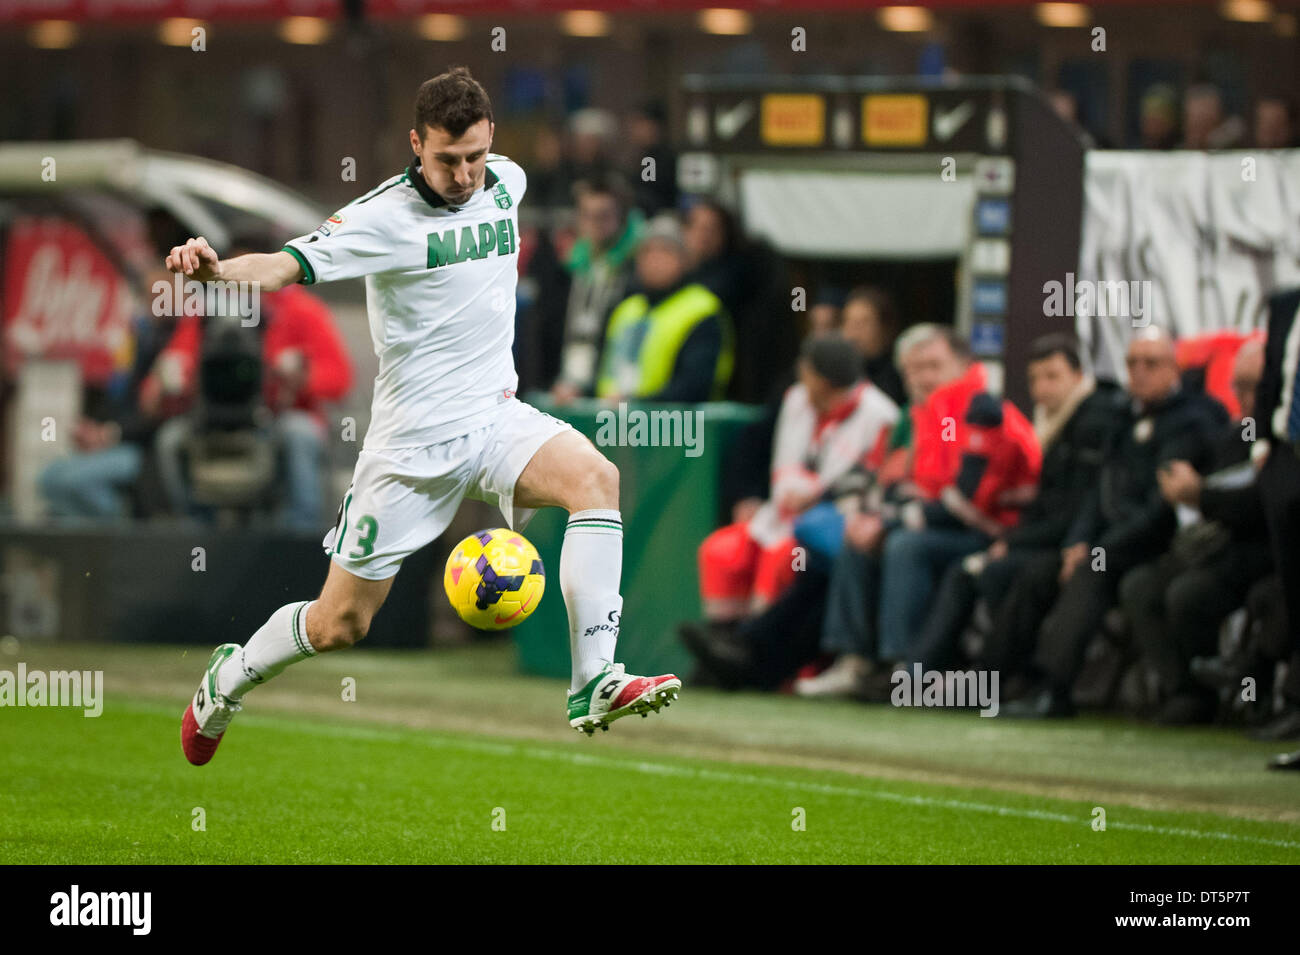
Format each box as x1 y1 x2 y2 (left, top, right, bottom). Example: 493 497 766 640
3 1 1300 748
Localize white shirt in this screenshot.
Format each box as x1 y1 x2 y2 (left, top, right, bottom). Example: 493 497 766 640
284 154 526 449
746 380 899 547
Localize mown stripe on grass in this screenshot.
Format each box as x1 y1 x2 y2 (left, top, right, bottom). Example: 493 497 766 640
231 710 1300 853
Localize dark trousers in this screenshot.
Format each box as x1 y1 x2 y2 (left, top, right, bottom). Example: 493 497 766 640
980 549 1062 677
1258 445 1300 705
1034 560 1125 694
912 548 1045 670
737 568 831 689
1119 543 1273 697
821 526 988 663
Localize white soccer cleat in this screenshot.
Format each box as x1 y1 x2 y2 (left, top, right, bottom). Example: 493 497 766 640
181 643 243 766
567 663 681 736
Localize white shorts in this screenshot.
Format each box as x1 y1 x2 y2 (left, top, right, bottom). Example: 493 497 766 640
322 398 574 580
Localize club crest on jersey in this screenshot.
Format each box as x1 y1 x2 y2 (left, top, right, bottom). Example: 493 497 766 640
427 217 517 269
493 182 513 210
316 212 345 237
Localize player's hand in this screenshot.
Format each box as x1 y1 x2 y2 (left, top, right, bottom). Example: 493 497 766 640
166 237 221 282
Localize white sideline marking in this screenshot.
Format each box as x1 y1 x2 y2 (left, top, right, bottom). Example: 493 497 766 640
271 715 1300 852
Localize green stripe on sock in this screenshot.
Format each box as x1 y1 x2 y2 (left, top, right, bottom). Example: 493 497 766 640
292 602 314 657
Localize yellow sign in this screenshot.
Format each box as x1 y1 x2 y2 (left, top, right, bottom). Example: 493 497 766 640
862 94 929 147
761 94 825 146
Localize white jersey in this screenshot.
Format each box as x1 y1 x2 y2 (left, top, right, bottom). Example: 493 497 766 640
284 154 526 449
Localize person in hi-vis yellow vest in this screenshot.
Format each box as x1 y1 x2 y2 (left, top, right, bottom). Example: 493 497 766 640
595 213 733 402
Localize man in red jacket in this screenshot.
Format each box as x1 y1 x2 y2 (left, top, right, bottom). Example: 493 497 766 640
145 252 354 530
798 324 1041 698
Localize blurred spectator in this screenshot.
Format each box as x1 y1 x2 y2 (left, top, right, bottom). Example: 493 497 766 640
521 126 573 209
625 100 679 218
807 286 845 338
839 285 905 405
691 336 897 626
1119 339 1271 725
1181 83 1246 150
514 221 569 392
1176 329 1265 421
1243 287 1300 744
799 326 1040 698
150 233 353 531
1138 84 1180 150
1049 87 1108 147
1253 95 1297 149
548 173 644 402
594 213 732 402
38 257 177 521
1002 327 1226 718
1048 88 1078 126
567 108 619 189
911 333 1115 672
683 197 795 404
683 199 746 320
684 325 1039 693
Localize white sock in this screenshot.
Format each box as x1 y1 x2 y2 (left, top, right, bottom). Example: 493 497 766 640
217 600 317 700
561 509 624 693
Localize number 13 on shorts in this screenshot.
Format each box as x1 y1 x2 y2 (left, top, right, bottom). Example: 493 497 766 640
328 486 379 561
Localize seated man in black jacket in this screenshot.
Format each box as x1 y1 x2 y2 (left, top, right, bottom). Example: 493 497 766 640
911 333 1115 671
1119 339 1272 725
1003 326 1227 718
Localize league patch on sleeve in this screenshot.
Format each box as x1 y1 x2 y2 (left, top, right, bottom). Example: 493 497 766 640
316 212 346 237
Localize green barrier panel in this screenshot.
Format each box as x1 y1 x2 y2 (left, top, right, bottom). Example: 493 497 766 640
511 397 764 679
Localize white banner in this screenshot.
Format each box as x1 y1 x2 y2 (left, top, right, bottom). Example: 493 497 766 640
1078 150 1300 382
738 168 975 260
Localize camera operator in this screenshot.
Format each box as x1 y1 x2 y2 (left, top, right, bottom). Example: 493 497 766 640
146 231 353 530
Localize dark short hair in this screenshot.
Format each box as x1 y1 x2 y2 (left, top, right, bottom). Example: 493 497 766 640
799 335 863 389
414 66 493 140
1028 332 1082 371
843 285 900 337
687 198 739 256
572 170 633 217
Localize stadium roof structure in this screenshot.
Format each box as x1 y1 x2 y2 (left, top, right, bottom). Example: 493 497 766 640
0 139 325 252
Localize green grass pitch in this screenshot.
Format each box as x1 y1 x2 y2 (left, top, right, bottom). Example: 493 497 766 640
1 642 1297 863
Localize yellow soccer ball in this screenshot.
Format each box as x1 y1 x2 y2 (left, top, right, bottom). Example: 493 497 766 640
444 528 546 630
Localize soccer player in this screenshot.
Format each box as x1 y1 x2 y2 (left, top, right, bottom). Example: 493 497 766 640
169 67 680 765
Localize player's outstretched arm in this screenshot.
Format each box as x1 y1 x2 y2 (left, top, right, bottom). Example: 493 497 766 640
165 236 303 291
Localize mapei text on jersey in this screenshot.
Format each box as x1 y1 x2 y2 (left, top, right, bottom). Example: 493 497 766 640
426 218 518 269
